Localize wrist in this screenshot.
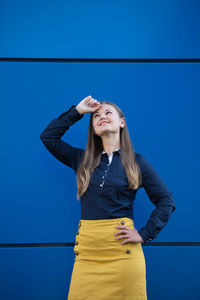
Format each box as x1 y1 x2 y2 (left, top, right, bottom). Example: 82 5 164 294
75 105 83 115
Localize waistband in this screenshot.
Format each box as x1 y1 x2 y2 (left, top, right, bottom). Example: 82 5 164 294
78 217 134 229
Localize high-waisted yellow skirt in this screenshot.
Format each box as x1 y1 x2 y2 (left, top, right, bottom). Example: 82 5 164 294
67 217 147 300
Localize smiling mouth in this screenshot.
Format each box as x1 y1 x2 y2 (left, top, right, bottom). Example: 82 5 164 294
100 122 109 126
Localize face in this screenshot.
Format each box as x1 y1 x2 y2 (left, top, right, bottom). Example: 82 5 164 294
92 104 125 137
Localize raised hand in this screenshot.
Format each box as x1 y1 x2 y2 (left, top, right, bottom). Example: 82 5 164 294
75 95 101 115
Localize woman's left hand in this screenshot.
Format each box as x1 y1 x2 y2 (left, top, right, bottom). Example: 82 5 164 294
114 226 144 244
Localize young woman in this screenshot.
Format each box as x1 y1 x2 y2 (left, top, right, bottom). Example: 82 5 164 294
40 95 176 300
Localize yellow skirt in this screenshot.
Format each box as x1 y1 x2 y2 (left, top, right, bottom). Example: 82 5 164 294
67 217 148 300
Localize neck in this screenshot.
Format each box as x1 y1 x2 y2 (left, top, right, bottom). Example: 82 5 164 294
101 133 120 155
102 145 120 155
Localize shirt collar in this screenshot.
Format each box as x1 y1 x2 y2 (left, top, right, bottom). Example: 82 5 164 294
102 148 121 155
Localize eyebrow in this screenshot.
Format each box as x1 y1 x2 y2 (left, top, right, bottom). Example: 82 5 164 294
94 108 112 115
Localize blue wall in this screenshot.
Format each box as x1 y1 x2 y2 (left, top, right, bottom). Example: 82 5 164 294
0 1 200 299
1 0 200 58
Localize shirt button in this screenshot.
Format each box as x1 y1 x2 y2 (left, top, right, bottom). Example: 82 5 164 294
102 176 104 178
75 251 79 255
75 241 78 245
121 220 125 225
76 231 79 235
126 249 131 254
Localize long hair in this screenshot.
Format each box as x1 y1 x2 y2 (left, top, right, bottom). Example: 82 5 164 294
76 100 142 200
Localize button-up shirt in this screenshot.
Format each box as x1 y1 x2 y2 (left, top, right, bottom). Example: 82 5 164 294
40 105 176 243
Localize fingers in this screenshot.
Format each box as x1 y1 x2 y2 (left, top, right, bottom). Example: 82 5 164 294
114 229 129 236
85 96 100 107
84 95 92 101
115 234 129 240
114 226 132 241
85 95 92 102
114 226 130 233
114 226 139 244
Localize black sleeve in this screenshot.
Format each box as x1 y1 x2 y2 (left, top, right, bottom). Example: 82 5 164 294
40 105 85 173
136 153 176 243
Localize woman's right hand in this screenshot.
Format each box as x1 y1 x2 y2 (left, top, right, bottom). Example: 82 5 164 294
75 95 101 115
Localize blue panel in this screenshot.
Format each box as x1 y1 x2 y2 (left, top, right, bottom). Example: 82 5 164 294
143 247 200 300
0 0 200 58
0 247 199 300
0 62 199 243
0 247 75 300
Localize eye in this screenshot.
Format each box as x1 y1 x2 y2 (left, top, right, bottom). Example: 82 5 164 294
94 111 112 118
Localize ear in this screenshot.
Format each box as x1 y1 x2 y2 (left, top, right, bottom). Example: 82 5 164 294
120 117 125 128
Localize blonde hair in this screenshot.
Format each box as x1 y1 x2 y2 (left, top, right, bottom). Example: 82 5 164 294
76 100 142 200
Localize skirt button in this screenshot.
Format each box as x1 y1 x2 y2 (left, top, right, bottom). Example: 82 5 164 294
75 251 79 255
126 249 131 254
121 220 125 225
75 241 78 245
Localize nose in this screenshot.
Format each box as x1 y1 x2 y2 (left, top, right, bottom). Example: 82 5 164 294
99 113 107 120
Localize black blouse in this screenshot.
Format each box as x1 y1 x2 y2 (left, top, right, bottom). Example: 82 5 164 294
40 104 176 243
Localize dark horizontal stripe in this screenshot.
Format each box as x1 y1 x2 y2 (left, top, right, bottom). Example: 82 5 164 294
0 58 200 63
0 242 200 248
